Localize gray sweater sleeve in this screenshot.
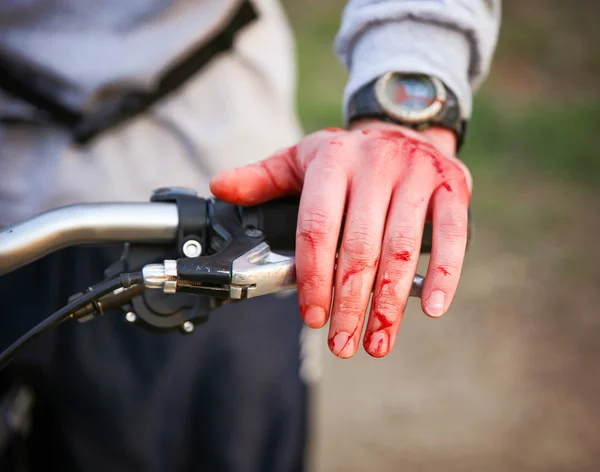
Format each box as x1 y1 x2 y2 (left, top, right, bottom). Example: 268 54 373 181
335 0 501 121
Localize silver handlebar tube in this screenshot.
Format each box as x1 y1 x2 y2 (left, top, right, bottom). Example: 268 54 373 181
0 203 179 276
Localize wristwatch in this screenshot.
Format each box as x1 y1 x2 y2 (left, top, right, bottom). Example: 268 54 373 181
347 72 467 150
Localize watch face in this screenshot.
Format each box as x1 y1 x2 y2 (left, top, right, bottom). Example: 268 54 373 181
375 73 446 123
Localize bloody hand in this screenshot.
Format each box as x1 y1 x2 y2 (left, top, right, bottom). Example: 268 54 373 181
209 119 472 359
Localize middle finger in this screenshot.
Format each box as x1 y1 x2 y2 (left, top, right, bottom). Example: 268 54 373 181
328 169 394 358
364 165 434 357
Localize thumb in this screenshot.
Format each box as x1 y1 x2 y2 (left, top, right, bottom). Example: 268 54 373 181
209 145 303 205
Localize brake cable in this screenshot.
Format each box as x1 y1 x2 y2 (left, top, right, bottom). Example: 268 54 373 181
0 272 143 369
0 187 469 369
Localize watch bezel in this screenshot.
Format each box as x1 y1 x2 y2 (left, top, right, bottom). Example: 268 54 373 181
374 72 447 124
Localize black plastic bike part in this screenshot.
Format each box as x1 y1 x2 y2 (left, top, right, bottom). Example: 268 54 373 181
238 196 475 254
99 188 220 333
238 196 300 251
0 276 129 369
151 187 209 258
175 198 268 293
103 243 218 332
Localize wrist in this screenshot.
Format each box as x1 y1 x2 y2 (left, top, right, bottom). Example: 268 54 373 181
346 73 466 151
349 119 457 157
337 19 473 122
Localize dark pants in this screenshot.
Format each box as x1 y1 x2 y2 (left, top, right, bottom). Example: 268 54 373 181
0 246 309 472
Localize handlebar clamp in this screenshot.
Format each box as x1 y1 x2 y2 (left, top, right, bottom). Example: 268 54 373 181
100 188 295 334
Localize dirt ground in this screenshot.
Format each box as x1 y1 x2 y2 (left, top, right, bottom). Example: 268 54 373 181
309 174 600 472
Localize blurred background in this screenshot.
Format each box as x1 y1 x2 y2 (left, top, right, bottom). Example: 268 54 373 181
280 1 600 471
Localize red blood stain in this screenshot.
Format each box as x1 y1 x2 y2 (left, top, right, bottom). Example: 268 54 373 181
442 182 452 192
341 258 379 286
407 146 419 161
298 230 318 250
329 140 343 146
438 266 451 276
363 332 372 348
329 324 360 355
342 264 364 286
363 332 386 357
394 251 411 262
375 338 384 356
374 312 393 329
361 130 370 135
430 155 445 176
378 277 392 296
327 332 336 351
340 324 360 353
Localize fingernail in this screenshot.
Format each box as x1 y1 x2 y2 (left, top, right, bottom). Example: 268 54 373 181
366 332 389 358
329 332 355 358
302 306 326 328
425 290 447 317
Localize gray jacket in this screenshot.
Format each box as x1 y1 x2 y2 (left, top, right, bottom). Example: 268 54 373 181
0 0 501 122
0 0 501 227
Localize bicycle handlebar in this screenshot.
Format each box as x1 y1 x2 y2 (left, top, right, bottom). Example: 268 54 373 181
0 195 442 277
0 188 470 360
0 202 179 276
238 196 438 253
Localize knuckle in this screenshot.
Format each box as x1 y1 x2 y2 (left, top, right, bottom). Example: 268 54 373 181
435 259 461 276
431 261 461 283
438 213 468 241
297 205 334 243
336 298 365 318
374 297 401 317
398 200 424 215
319 138 351 165
364 136 398 159
341 223 380 261
319 153 345 173
300 272 330 292
386 226 418 258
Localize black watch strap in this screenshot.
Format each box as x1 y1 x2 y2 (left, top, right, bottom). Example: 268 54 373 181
347 74 467 151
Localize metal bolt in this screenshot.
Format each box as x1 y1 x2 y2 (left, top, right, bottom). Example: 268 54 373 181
182 239 202 258
183 321 195 333
125 312 137 323
245 228 263 238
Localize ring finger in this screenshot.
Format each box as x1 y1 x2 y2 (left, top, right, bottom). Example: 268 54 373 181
328 172 394 358
363 169 434 357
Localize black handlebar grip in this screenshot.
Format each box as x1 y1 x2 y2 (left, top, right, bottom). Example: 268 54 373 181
239 197 300 251
240 197 472 254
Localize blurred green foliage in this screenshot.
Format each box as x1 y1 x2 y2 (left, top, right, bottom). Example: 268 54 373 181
281 0 600 186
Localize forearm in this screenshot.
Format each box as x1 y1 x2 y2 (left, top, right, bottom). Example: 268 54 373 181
335 0 502 122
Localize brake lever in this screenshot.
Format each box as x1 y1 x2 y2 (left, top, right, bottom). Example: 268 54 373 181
230 241 424 298
142 241 425 300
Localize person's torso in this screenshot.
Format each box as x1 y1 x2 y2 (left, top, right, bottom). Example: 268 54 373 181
0 0 303 226
0 3 313 470
0 0 245 109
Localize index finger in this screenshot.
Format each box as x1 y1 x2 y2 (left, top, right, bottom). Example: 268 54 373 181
295 143 350 329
